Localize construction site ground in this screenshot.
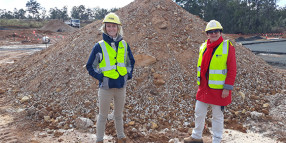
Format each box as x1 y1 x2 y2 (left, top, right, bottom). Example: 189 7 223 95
1 29 285 143
1 0 286 143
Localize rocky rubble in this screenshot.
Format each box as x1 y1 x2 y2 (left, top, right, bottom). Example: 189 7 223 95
1 0 286 142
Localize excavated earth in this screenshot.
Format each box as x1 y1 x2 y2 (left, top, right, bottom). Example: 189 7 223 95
40 19 77 32
0 0 286 142
0 19 75 66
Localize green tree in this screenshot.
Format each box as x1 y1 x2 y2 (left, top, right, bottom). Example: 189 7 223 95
80 8 93 20
40 8 47 19
175 0 204 17
18 9 26 19
61 6 69 21
0 9 14 19
71 6 79 19
109 8 119 13
49 7 68 20
49 7 60 19
13 8 26 19
175 0 281 34
93 7 108 20
71 5 86 19
26 0 41 18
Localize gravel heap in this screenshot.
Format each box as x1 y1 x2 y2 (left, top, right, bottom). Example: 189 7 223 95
40 19 76 32
1 0 286 142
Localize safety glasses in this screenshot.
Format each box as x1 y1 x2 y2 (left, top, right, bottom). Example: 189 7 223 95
206 29 221 34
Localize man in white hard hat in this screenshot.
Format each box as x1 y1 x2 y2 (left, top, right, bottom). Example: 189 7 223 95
184 20 237 143
86 13 135 143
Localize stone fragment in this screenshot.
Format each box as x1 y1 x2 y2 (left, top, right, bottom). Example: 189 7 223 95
56 88 62 92
242 109 246 114
20 96 30 103
134 54 156 67
44 116 50 121
154 79 165 86
263 103 269 108
250 95 260 100
169 138 180 143
238 91 245 100
54 130 64 137
261 109 269 115
38 108 49 119
0 88 5 94
26 106 36 116
128 121 135 126
151 122 158 129
75 117 94 129
250 111 263 119
47 129 54 134
38 132 47 138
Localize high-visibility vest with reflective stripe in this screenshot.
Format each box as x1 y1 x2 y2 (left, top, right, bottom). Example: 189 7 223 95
197 40 229 89
98 40 128 79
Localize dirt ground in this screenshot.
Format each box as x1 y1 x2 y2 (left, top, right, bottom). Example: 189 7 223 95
0 28 72 67
0 99 284 143
1 30 285 143
1 0 286 143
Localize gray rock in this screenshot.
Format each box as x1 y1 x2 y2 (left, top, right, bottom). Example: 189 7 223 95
75 117 94 129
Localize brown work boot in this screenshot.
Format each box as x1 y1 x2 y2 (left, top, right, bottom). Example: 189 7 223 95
116 137 127 143
183 136 203 143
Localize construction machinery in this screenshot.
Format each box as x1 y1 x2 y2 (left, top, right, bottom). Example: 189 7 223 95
65 19 80 28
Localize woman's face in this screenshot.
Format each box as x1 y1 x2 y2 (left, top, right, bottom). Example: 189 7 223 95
105 23 118 38
207 29 222 43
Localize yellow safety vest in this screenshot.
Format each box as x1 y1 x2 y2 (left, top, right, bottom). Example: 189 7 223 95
98 40 128 79
197 40 230 89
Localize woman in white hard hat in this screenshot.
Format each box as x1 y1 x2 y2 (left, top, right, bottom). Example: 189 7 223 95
86 13 135 143
184 20 237 143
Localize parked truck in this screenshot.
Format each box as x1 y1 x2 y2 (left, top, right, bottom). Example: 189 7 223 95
65 19 80 28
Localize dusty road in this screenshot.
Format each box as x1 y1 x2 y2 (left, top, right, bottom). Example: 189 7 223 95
0 44 51 65
242 40 286 69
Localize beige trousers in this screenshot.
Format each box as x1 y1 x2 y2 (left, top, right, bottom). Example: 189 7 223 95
191 100 224 143
96 87 126 142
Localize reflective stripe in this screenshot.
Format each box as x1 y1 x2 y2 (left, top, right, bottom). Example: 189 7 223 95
99 40 114 71
209 80 225 85
116 40 127 66
223 40 228 54
200 43 207 51
100 65 116 71
197 67 201 72
209 69 227 75
99 40 128 78
197 77 200 82
99 41 110 67
122 40 127 64
117 63 126 67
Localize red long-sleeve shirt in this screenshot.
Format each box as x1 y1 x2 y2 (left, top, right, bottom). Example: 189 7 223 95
196 38 237 106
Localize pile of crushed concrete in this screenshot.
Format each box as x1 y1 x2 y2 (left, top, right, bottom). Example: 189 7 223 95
40 19 76 32
1 0 286 142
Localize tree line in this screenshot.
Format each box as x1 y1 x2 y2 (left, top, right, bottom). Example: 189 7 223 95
175 0 286 34
0 0 117 21
1 0 286 34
